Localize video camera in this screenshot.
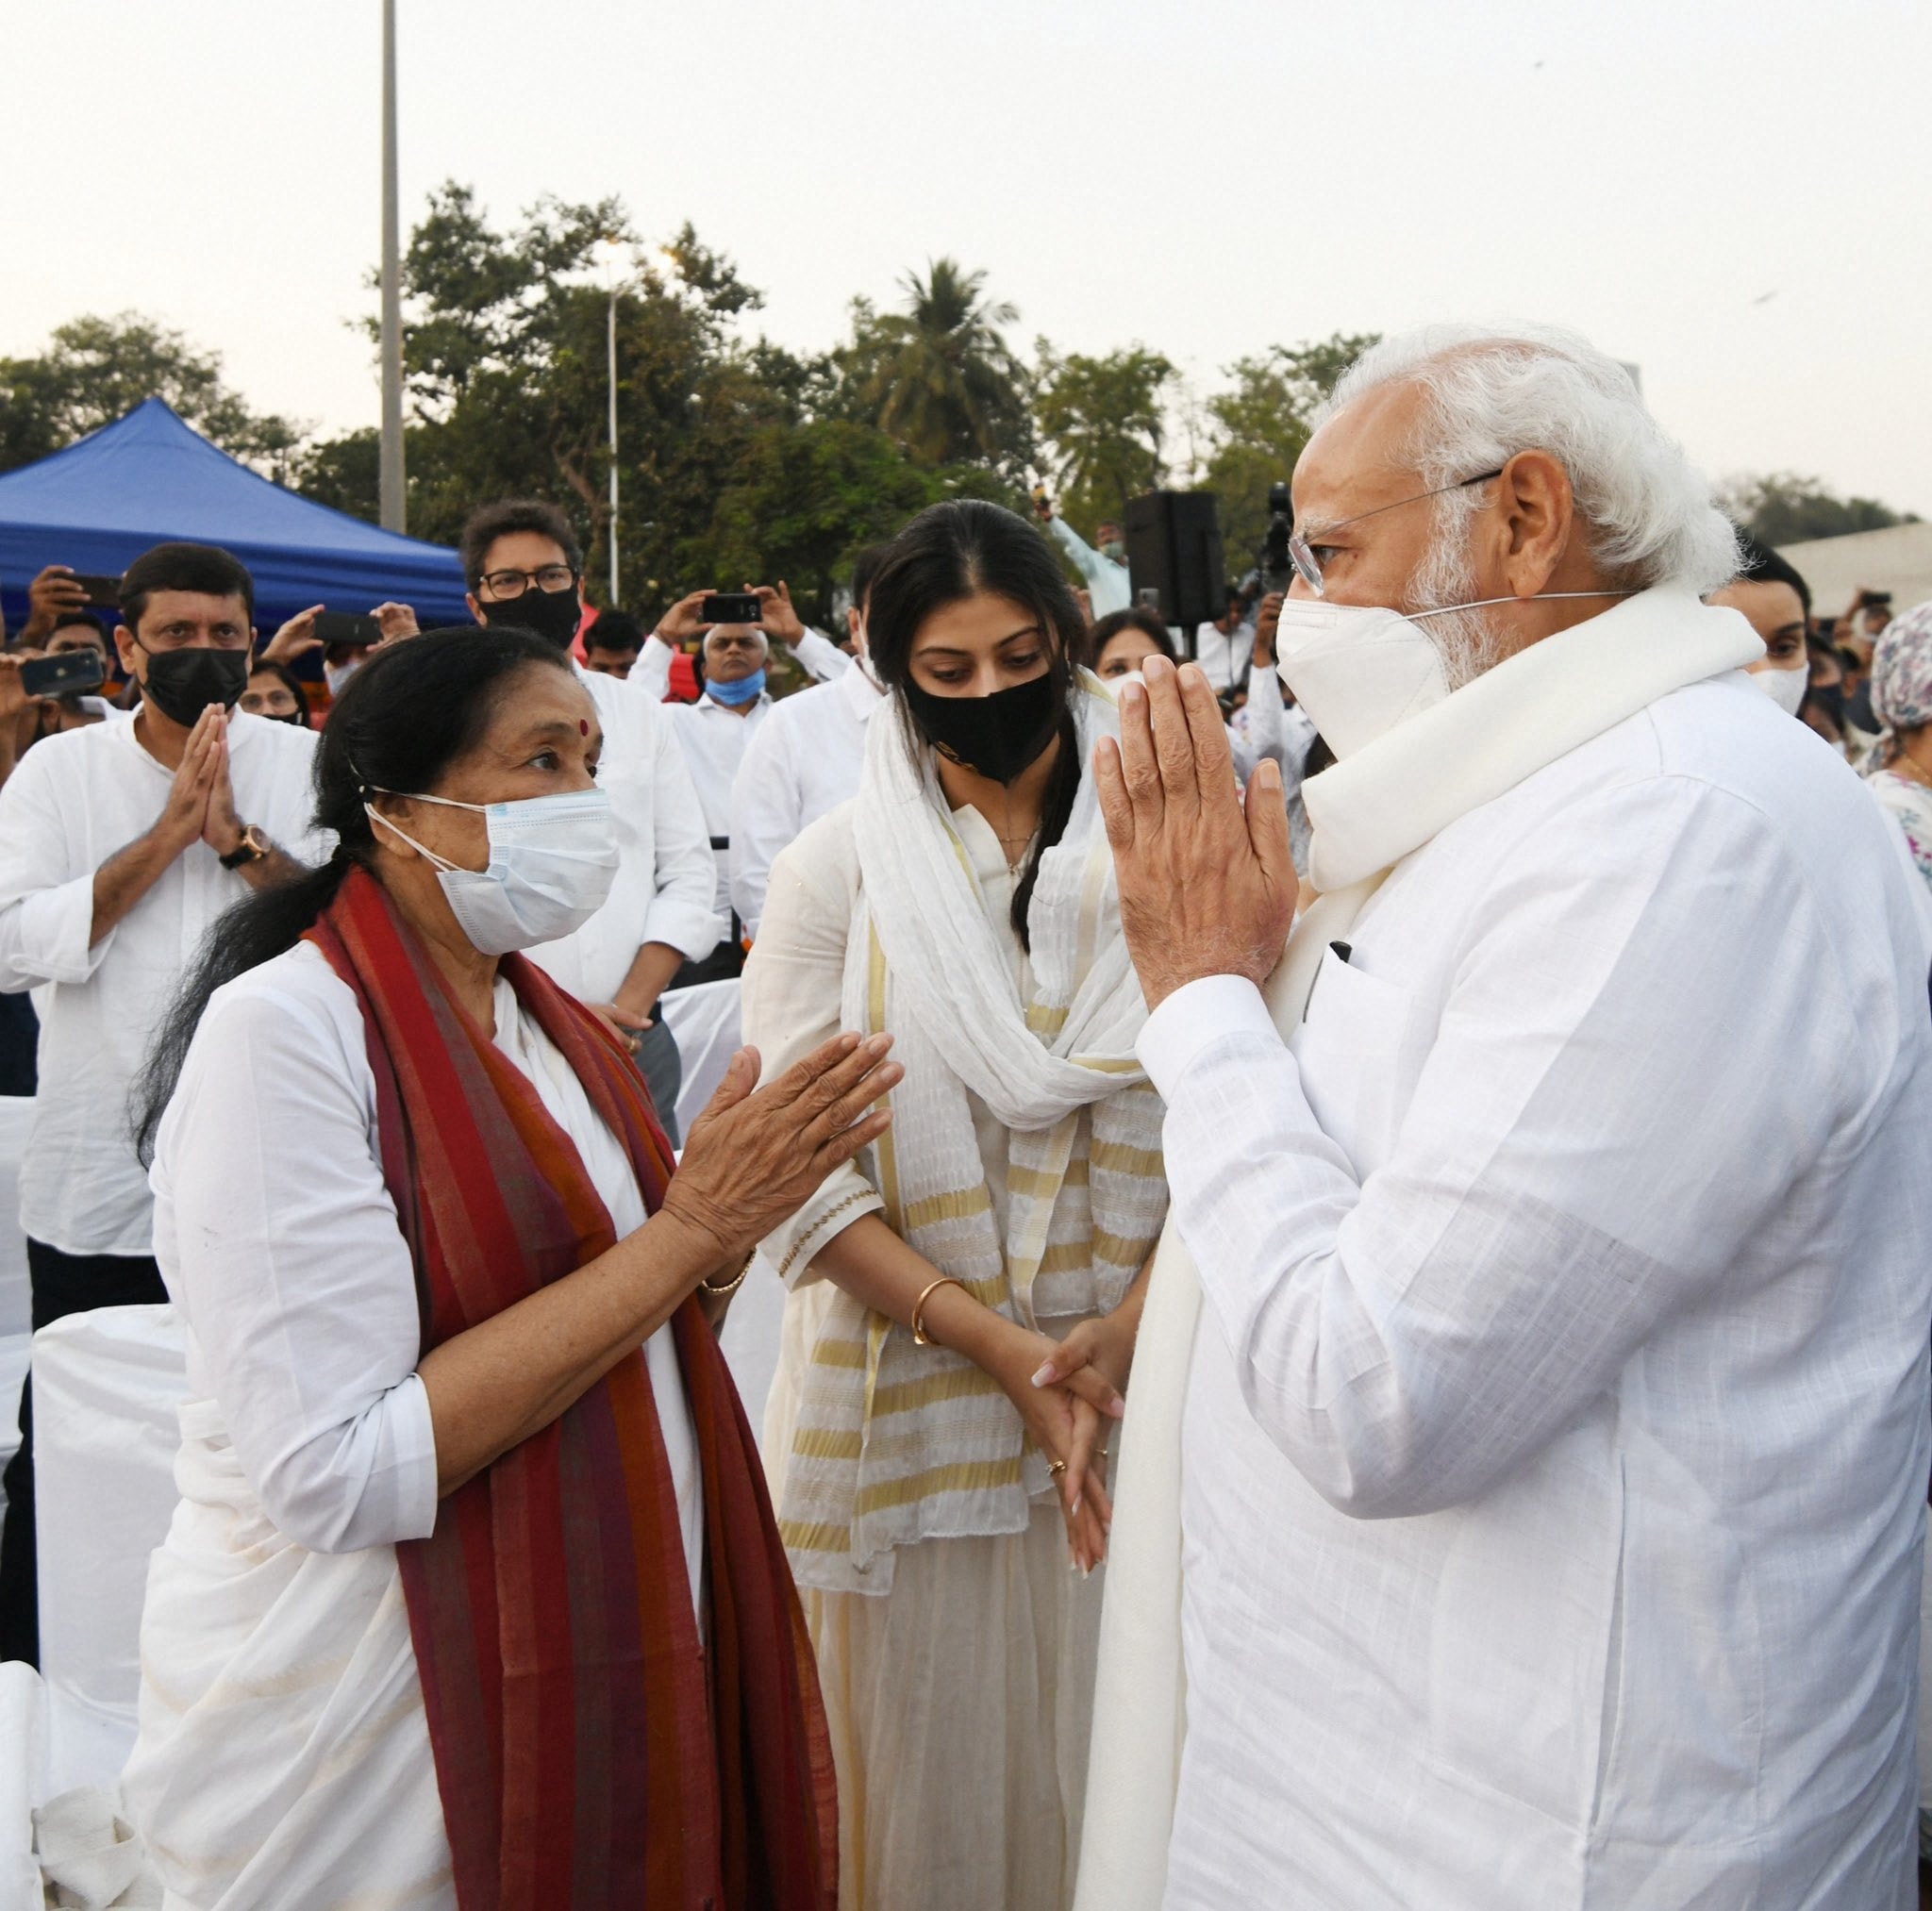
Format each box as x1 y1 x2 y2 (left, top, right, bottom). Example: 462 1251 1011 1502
1257 481 1296 597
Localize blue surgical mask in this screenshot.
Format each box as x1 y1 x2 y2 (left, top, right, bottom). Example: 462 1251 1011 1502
366 786 618 955
708 668 765 707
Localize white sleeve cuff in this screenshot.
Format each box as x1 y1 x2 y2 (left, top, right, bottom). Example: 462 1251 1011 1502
1136 972 1282 1102
388 1371 441 1542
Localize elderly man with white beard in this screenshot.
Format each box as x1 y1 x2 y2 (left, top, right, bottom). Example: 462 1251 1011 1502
1069 325 1932 1910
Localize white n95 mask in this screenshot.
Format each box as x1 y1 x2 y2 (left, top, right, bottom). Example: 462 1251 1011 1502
1273 600 1452 759
366 786 618 955
1751 661 1809 718
1274 590 1632 758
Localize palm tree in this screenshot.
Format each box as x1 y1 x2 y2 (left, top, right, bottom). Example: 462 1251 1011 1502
858 259 1031 470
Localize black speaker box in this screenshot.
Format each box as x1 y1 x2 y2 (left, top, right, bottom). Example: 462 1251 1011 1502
1124 491 1225 637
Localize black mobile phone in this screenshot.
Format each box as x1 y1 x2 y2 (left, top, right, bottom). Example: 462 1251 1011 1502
312 610 382 647
20 649 107 699
701 591 762 624
68 573 123 607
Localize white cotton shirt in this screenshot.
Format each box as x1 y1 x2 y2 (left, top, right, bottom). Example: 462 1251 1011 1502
149 937 704 1598
664 691 772 921
523 662 722 1004
1139 677 1932 1907
728 658 883 938
1048 517 1132 618
0 710 325 1255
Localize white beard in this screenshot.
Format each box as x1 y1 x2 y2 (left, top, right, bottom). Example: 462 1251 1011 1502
1403 526 1508 692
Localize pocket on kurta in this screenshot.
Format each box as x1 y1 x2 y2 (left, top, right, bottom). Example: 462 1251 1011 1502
1291 950 1436 1180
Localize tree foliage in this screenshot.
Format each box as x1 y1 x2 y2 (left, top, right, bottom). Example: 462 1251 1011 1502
1714 472 1921 547
1033 342 1176 527
1204 333 1380 565
839 259 1033 474
0 312 303 478
11 210 1922 645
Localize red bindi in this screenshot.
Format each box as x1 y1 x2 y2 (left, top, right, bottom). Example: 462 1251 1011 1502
579 719 590 736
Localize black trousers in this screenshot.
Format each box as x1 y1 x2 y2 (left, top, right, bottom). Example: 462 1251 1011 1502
0 1239 167 1666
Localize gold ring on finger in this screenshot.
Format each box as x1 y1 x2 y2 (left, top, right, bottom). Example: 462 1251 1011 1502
1047 1459 1068 1478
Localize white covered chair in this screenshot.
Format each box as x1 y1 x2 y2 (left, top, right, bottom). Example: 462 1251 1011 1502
658 975 741 1142
31 1305 187 1798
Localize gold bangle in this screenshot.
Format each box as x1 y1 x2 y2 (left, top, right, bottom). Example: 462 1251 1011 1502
911 1275 968 1346
700 1252 754 1299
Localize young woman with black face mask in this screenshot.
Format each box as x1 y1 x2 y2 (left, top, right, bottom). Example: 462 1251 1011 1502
741 499 1169 1911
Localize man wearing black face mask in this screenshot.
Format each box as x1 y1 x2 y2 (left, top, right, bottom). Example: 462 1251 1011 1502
0 540 326 1663
458 500 721 1142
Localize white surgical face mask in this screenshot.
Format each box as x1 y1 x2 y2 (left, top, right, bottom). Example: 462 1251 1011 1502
1274 590 1633 759
325 658 363 698
1750 660 1809 718
366 786 618 955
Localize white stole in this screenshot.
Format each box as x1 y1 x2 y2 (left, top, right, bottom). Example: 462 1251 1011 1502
1072 589 1765 1910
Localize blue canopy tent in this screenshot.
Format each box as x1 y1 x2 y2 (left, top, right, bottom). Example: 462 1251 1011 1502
0 398 469 635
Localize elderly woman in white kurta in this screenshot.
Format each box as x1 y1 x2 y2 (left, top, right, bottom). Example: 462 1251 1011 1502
122 625 902 1910
741 501 1167 1911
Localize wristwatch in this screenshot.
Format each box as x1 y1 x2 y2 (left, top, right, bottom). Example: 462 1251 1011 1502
219 824 271 871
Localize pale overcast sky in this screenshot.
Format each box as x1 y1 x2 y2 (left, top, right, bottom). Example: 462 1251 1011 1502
4 0 1927 513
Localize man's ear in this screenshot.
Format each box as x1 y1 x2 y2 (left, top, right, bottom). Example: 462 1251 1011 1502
114 623 141 679
1493 450 1574 596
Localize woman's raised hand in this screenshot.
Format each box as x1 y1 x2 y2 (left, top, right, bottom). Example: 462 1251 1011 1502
660 1035 901 1267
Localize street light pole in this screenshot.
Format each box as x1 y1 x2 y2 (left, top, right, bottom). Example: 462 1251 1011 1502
378 0 406 532
607 287 620 605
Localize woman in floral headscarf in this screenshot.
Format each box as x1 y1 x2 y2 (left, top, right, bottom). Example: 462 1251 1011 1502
1865 600 1932 893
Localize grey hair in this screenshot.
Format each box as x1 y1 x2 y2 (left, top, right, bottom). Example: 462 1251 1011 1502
1317 324 1740 596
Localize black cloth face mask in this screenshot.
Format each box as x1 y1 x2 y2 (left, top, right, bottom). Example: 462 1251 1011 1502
902 672 1062 785
482 587 582 651
137 643 249 725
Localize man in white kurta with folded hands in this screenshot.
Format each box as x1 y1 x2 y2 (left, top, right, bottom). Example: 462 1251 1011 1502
1072 324 1932 1908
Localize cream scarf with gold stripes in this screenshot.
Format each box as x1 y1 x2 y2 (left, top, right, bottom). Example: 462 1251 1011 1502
777 673 1169 1595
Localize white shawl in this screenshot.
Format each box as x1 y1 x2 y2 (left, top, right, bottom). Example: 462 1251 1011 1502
1073 589 1765 1909
775 672 1169 1592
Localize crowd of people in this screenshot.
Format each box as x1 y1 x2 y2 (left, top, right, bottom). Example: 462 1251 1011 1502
0 319 1930 1909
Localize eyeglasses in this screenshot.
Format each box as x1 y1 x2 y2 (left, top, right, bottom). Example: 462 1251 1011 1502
478 565 578 600
1288 469 1506 597
240 690 298 715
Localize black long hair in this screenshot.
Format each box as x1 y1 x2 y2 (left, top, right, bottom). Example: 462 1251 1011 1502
134 624 571 1159
864 499 1088 952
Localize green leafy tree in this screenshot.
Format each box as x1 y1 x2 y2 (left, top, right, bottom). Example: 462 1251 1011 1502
1714 472 1920 546
1205 332 1379 568
308 181 811 608
0 312 305 477
841 259 1033 474
1033 341 1176 529
693 419 1013 623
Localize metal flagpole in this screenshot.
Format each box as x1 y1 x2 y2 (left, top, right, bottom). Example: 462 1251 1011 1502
608 289 620 603
378 0 406 532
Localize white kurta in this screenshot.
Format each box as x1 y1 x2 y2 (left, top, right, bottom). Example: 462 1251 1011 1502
523 662 722 1002
1136 674 1932 1907
746 802 1108 1911
0 710 325 1255
665 690 771 921
1047 519 1132 618
124 939 703 1911
728 660 882 938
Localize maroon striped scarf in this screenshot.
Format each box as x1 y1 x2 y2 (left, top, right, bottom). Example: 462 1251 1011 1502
308 868 836 1910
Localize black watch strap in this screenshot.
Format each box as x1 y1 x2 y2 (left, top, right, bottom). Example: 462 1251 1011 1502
219 826 267 870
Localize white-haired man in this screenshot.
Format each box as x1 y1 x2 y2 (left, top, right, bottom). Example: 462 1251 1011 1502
662 619 773 981
1074 326 1932 1908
